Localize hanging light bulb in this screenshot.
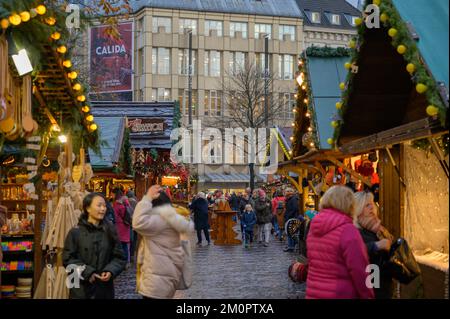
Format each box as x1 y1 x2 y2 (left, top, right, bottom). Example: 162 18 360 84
310 142 314 147
304 98 308 104
45 17 56 26
89 123 98 131
63 60 72 68
36 5 47 15
292 108 297 113
81 105 90 113
290 136 294 141
302 85 307 90
58 134 67 143
308 127 312 132
296 72 304 87
50 123 61 132
305 112 310 118
291 122 295 127
77 95 86 102
57 45 67 54
73 83 82 91
51 32 61 40
86 114 94 122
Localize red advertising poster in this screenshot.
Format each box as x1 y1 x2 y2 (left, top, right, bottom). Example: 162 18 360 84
90 22 133 94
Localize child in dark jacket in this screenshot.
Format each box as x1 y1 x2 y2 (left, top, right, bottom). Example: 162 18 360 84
241 204 257 248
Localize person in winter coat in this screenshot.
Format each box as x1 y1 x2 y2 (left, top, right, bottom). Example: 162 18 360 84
63 193 126 299
354 191 394 299
126 190 138 259
284 188 300 252
271 190 285 240
229 192 239 212
254 189 273 247
133 185 194 299
113 190 131 264
190 192 210 247
241 204 257 248
306 186 374 299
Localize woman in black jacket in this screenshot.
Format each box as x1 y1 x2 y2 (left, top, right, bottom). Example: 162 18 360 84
354 191 394 299
190 192 210 246
63 193 126 299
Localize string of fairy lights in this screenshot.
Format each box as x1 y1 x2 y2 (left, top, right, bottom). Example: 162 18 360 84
1 3 98 134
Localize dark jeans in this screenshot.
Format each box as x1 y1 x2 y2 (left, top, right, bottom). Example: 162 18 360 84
196 227 210 243
244 230 253 244
130 230 137 258
121 242 129 263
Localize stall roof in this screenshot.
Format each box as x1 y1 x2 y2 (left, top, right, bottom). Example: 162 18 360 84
308 56 349 149
89 117 125 169
91 101 174 150
393 0 449 89
204 173 266 183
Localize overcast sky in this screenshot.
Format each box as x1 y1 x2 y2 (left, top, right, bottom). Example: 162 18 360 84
346 0 359 8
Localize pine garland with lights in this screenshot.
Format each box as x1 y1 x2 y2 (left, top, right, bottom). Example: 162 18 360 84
331 0 448 149
292 54 319 157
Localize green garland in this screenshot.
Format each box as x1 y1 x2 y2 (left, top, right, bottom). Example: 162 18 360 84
306 46 352 58
332 0 448 148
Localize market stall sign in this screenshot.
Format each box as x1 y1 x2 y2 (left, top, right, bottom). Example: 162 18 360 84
128 118 167 133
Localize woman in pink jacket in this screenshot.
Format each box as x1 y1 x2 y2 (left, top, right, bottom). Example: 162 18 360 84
306 185 374 299
113 189 131 265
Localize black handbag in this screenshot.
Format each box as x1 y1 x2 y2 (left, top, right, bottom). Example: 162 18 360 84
385 238 421 284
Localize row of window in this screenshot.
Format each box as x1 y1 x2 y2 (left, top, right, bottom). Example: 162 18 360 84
142 17 296 40
147 89 295 120
145 49 296 79
309 12 358 26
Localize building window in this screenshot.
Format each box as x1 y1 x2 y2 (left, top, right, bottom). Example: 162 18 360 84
278 55 294 80
152 17 171 33
228 52 246 74
331 14 341 25
152 48 170 74
179 18 197 35
343 35 348 41
204 90 222 116
279 25 295 41
204 51 221 77
230 22 248 38
311 12 321 23
152 88 171 102
256 53 271 73
281 93 295 120
178 49 197 75
255 23 272 39
351 16 359 26
205 20 223 37
137 89 144 101
178 89 197 116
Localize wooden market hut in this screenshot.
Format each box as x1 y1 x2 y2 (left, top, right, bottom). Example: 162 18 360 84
333 0 449 298
1 2 100 296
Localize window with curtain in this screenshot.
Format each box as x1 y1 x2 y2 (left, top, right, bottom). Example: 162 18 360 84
152 88 171 101
204 90 222 116
255 23 272 39
152 17 171 33
204 51 221 77
230 22 248 38
178 89 197 115
279 25 295 41
179 18 197 35
278 55 294 80
205 20 223 37
281 93 295 119
178 49 197 75
152 48 170 74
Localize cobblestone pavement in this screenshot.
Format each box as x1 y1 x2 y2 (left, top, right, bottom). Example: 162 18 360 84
115 225 306 299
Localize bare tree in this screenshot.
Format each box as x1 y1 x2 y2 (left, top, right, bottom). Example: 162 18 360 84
212 61 284 191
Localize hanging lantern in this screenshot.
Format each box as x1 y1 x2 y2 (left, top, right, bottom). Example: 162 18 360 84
36 5 47 15
51 32 61 40
68 71 78 79
45 17 56 26
20 11 31 22
57 45 67 54
63 60 72 68
89 123 98 131
9 14 21 26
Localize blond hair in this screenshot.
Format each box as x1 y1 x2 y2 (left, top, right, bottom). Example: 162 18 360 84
353 191 376 228
319 185 355 217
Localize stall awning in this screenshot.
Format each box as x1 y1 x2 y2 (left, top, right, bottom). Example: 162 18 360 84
308 56 348 150
203 173 266 183
88 117 125 169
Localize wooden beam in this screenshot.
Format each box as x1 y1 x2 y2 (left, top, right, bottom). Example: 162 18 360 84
326 156 372 187
314 161 326 176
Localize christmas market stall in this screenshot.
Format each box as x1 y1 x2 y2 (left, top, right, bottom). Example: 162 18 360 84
330 0 448 298
0 0 100 298
277 46 380 215
90 101 189 201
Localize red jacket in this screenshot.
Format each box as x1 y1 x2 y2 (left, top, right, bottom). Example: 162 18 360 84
306 208 374 299
271 196 285 215
113 201 130 243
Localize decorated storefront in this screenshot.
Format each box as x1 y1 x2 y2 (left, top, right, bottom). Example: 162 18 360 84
0 0 100 298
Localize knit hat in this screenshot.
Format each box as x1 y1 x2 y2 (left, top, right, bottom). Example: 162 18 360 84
258 189 266 198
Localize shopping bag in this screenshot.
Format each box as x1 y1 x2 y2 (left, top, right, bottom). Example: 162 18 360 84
385 238 421 284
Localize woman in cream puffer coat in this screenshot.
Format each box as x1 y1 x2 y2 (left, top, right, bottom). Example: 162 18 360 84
133 186 194 299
